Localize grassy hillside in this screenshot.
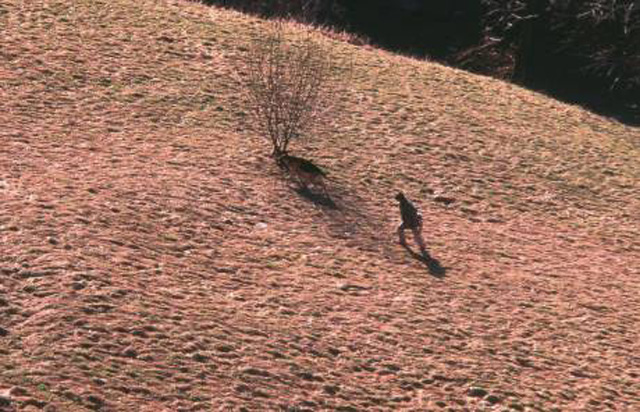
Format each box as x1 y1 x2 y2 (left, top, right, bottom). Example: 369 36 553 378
1 0 639 411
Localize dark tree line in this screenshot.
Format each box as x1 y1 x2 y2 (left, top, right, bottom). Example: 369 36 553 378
203 0 639 124
468 0 639 124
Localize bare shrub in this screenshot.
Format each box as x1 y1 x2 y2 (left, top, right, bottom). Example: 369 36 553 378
240 20 338 157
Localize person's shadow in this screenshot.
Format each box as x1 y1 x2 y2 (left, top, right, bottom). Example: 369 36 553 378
401 244 447 278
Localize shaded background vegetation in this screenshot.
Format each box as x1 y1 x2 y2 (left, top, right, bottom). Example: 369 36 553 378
205 0 639 125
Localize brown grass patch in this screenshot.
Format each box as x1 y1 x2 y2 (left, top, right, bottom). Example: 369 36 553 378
1 0 638 411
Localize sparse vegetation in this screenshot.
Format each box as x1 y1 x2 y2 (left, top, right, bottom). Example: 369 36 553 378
240 20 337 157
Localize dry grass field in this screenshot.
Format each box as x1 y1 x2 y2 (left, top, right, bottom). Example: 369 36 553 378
1 0 639 411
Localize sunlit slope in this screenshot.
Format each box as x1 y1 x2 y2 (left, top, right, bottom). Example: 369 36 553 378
1 0 638 411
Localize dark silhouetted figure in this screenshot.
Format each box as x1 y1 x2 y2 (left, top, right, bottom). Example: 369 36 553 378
395 192 426 254
278 154 329 196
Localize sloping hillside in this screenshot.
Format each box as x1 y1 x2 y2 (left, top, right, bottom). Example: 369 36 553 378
1 0 639 411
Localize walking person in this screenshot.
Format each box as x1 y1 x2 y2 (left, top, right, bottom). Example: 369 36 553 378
395 192 427 254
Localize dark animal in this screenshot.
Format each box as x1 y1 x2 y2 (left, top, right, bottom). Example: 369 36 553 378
278 154 329 195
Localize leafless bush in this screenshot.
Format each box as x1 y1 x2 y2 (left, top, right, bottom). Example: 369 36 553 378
240 21 338 157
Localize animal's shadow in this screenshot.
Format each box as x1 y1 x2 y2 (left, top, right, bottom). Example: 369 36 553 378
402 244 447 278
294 187 337 209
